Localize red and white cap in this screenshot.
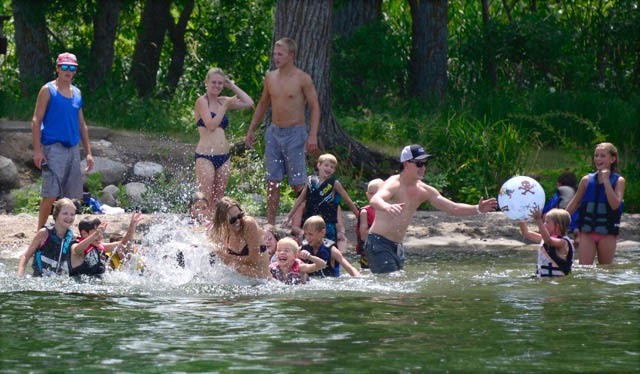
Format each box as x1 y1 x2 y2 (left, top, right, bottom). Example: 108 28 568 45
56 52 78 66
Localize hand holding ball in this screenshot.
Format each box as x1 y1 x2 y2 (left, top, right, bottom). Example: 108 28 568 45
498 176 545 221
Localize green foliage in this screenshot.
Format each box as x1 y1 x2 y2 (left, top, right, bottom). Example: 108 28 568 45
11 185 41 214
85 172 103 198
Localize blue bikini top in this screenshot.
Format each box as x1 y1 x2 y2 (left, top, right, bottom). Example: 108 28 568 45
197 112 229 130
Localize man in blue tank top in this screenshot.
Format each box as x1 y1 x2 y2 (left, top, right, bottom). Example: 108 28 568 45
31 52 94 229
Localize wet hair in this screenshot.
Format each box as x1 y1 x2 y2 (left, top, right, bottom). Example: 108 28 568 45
275 37 297 55
366 178 384 196
557 170 578 191
78 216 102 235
263 224 282 242
595 142 619 173
277 237 300 255
545 209 571 236
317 153 337 166
302 215 326 232
52 198 76 221
210 196 244 241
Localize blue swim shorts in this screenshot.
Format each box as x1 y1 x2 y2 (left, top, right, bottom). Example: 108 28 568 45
264 124 308 186
364 233 405 274
41 142 83 199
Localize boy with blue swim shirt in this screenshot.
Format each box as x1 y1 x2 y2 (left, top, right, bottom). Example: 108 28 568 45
366 144 498 274
245 37 320 225
31 52 94 230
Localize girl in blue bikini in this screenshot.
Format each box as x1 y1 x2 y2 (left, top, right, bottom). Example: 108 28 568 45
194 68 253 208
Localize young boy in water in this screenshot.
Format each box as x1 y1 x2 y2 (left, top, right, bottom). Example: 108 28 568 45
519 208 574 277
270 237 326 284
300 215 360 277
285 153 359 252
69 212 143 276
355 178 384 269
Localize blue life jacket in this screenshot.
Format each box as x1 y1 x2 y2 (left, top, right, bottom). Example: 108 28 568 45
32 226 74 276
301 238 339 277
578 172 623 235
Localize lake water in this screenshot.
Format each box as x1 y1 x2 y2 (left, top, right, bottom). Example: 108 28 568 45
1 220 638 373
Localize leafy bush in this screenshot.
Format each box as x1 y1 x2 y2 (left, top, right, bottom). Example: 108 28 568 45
11 185 41 214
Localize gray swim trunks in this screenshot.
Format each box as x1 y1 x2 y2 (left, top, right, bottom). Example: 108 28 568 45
364 233 405 274
264 124 308 186
40 143 83 199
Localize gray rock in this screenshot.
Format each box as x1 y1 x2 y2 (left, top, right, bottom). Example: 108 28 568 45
83 156 128 186
125 182 147 205
133 161 164 178
0 156 19 189
100 190 117 206
103 184 120 195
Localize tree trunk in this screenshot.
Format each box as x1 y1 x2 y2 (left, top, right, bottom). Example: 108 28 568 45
163 0 195 97
274 0 390 176
88 0 122 91
408 0 448 101
11 0 50 96
129 0 172 98
481 0 498 89
333 0 382 39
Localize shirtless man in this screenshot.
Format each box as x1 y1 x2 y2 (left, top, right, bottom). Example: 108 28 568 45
245 37 320 225
366 144 498 274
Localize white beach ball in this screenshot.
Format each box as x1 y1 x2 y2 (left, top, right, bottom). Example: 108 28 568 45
498 176 546 221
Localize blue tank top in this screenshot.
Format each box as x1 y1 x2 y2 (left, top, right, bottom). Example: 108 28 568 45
41 82 83 147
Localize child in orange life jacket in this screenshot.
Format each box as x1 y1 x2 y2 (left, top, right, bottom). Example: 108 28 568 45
301 215 360 277
270 237 326 284
285 153 359 252
356 178 384 269
69 212 143 276
519 208 574 277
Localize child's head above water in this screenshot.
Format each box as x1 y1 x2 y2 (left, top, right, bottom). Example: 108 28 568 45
544 209 571 236
78 216 102 237
302 215 326 246
52 198 77 222
276 237 300 257
594 142 619 173
366 178 384 199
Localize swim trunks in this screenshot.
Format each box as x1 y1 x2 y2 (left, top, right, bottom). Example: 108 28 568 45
264 124 307 186
41 143 83 199
364 233 405 274
195 153 230 169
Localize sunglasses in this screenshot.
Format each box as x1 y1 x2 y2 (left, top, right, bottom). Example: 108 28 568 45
409 160 428 168
228 211 245 225
59 64 77 72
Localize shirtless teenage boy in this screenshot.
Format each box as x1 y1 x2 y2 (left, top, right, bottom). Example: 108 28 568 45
366 144 498 274
244 37 320 225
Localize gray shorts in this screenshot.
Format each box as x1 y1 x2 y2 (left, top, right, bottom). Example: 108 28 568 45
41 143 83 199
364 233 405 274
264 124 308 186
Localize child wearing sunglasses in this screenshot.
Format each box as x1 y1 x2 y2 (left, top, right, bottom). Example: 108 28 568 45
30 52 95 230
209 197 271 279
365 144 498 274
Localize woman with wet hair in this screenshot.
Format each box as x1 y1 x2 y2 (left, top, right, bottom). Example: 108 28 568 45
209 197 270 279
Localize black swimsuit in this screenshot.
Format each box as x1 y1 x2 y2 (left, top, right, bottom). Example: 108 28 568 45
227 244 268 256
